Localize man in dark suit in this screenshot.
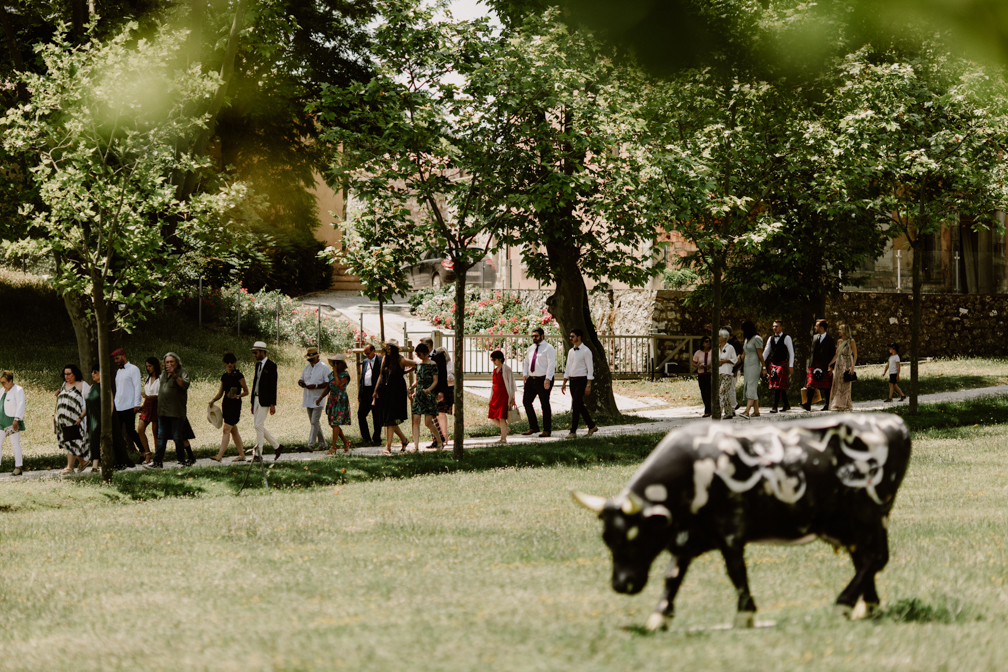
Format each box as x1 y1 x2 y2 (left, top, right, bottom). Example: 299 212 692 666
802 319 836 412
250 341 283 460
357 343 383 445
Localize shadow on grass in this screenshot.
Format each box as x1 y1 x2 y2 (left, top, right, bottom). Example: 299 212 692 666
106 432 668 501
887 395 1008 433
873 597 976 624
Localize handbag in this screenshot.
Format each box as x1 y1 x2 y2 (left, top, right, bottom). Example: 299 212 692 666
61 424 83 442
843 370 858 382
507 407 522 423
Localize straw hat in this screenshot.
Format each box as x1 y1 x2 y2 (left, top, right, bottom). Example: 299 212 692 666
305 346 320 359
386 339 399 348
207 403 223 430
328 353 347 364
250 341 268 352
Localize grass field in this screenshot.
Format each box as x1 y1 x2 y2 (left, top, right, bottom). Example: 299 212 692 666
1 419 1007 671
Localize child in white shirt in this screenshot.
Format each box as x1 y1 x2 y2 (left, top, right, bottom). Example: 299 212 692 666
882 343 905 402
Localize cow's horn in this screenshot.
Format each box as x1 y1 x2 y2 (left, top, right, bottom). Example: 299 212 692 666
621 491 644 515
571 490 606 513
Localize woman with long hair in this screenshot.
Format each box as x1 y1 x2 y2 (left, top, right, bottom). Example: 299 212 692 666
739 320 765 418
432 347 453 449
137 356 160 465
372 340 418 455
488 350 517 444
208 352 249 462
56 364 89 474
828 323 858 411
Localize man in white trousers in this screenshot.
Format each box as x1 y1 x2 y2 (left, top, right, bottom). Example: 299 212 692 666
0 370 25 476
250 342 283 461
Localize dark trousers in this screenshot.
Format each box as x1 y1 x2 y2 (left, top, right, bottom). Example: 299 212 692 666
90 412 134 468
773 389 791 410
117 409 143 453
154 416 189 465
358 387 382 444
697 373 712 415
523 377 553 433
568 377 595 432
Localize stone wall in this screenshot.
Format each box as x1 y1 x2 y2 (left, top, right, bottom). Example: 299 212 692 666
651 290 1008 365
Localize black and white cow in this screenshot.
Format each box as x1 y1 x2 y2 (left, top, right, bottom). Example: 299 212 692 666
573 414 911 630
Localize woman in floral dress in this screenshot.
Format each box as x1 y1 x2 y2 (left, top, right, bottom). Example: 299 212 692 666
316 354 352 453
408 343 444 452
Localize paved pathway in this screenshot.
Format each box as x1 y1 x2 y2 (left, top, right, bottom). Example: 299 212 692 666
299 290 435 342
5 384 1007 483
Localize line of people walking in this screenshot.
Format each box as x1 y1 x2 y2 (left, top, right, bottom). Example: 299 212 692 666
694 319 883 419
1 325 611 474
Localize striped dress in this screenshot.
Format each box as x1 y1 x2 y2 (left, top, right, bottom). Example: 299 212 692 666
56 384 89 458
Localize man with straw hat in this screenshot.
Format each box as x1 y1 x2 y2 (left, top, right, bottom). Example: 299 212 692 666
298 346 331 451
250 341 282 461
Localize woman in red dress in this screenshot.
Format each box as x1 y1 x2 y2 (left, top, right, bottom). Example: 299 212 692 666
487 350 516 444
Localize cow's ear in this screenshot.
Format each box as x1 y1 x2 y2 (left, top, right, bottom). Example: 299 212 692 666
571 490 606 513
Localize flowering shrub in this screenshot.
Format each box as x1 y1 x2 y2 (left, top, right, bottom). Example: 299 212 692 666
410 287 558 335
184 285 375 353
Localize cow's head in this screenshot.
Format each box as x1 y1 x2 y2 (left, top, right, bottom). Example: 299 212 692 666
573 490 672 595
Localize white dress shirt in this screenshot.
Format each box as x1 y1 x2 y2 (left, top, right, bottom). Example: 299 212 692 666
763 334 795 367
718 344 737 376
300 360 331 408
114 361 142 411
522 341 556 379
564 345 594 380
363 355 377 387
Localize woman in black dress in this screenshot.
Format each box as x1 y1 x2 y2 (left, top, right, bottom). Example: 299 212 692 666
208 352 249 462
431 347 453 449
372 340 418 455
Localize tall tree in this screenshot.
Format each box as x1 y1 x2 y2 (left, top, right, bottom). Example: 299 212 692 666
2 21 253 481
492 10 661 418
832 42 1008 411
318 0 521 458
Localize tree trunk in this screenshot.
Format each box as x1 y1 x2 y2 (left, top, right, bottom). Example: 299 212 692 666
545 246 619 418
91 271 115 483
63 292 98 375
378 297 385 341
452 269 470 459
188 0 206 70
710 254 722 419
790 294 822 401
910 187 926 414
70 0 87 43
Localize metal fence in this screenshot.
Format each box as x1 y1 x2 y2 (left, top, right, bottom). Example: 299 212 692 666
429 330 703 380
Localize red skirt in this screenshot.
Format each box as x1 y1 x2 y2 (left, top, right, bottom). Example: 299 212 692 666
767 364 789 390
139 397 158 423
807 364 834 390
488 370 509 420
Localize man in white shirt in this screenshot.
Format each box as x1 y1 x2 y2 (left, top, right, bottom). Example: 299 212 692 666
561 328 598 438
357 344 383 445
111 348 144 455
521 327 556 438
298 346 331 451
762 320 795 413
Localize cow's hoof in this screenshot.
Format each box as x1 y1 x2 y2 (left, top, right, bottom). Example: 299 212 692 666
733 611 755 629
645 612 671 631
834 604 853 619
850 600 877 620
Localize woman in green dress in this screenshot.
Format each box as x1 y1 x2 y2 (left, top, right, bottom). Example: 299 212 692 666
316 354 352 453
408 343 444 452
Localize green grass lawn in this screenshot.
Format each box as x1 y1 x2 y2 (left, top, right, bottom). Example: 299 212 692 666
1 419 1007 671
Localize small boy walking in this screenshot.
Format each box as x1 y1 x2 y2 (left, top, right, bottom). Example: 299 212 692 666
882 342 906 402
